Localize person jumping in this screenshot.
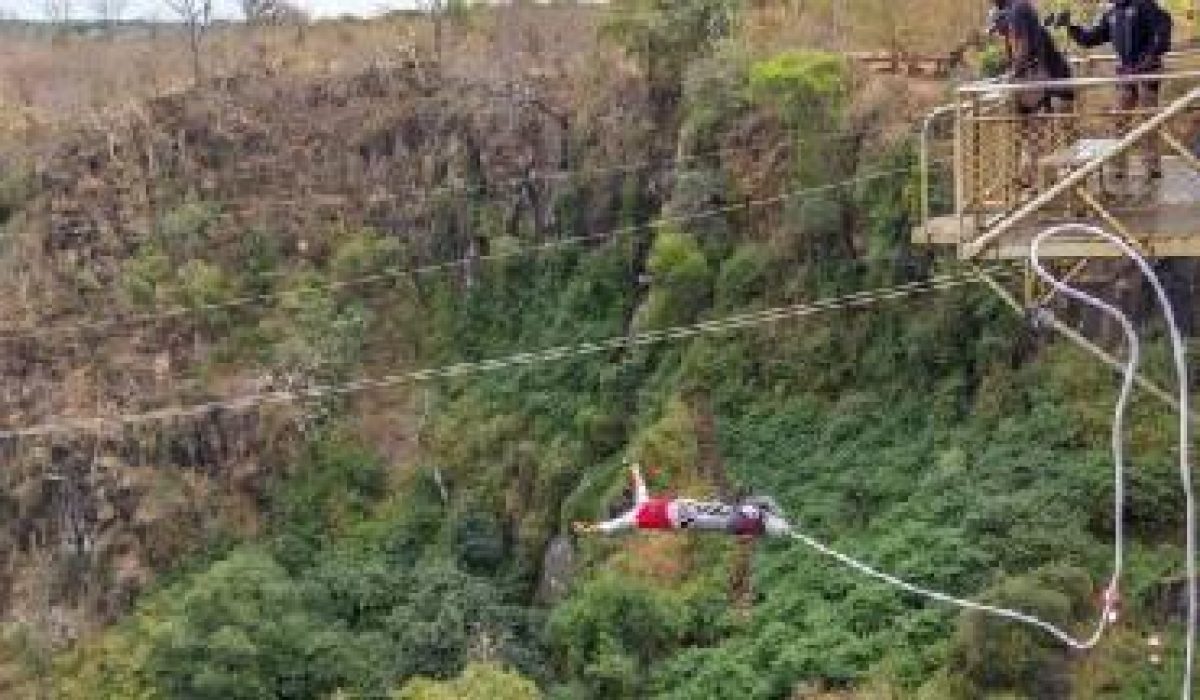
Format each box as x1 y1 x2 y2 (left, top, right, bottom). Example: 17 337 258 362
572 462 792 538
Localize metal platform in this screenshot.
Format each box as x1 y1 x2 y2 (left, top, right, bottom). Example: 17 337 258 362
914 62 1200 261
916 156 1200 258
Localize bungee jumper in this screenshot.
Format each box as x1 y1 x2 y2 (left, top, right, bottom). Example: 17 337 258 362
572 462 792 538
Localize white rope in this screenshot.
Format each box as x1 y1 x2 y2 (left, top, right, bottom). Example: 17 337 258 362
2 165 924 342
1032 224 1193 697
787 530 1113 650
785 224 1193 688
0 269 993 440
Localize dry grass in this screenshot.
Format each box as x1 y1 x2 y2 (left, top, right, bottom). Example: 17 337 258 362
0 20 423 144
0 2 991 155
740 0 989 56
0 7 609 152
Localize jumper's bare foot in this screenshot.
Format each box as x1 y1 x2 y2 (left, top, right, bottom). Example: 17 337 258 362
572 522 596 535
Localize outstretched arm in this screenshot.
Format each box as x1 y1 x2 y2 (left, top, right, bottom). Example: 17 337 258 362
629 462 648 504
1067 11 1110 49
574 508 637 536
574 462 651 535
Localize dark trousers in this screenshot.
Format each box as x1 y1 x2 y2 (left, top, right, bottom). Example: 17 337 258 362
1116 78 1161 176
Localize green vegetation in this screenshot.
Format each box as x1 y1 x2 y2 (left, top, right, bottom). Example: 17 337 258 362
395 663 542 700
33 9 1194 700
0 162 31 226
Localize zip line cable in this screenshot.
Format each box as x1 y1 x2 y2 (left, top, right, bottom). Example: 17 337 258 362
7 129 907 336
3 164 926 343
786 224 1194 683
0 268 994 440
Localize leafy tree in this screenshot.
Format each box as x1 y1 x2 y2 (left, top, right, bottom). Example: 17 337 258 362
55 626 161 700
454 511 508 576
121 244 173 308
747 50 847 130
157 197 220 262
175 259 234 330
394 663 541 700
946 566 1093 697
145 549 361 700
635 230 712 329
330 228 405 280
547 575 688 699
301 557 545 691
378 562 544 684
270 431 387 571
604 0 742 125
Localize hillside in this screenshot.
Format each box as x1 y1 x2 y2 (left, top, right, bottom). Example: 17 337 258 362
0 2 1195 699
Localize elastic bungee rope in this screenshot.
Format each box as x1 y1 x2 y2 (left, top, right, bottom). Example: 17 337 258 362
788 223 1193 695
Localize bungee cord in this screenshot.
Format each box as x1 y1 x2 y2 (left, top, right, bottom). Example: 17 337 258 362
1032 224 1193 696
0 268 992 440
785 223 1194 694
786 530 1117 650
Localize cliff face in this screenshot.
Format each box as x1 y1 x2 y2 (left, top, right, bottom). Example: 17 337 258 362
0 37 934 646
0 49 646 644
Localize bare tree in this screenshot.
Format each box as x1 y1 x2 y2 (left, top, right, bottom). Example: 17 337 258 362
424 0 445 65
242 0 308 25
241 0 270 22
43 0 73 25
163 0 213 86
90 0 129 38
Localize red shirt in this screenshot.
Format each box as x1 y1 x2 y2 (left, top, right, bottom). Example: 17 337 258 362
635 498 673 530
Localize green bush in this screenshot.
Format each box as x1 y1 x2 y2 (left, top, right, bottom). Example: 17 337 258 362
636 230 712 329
454 511 507 576
946 565 1093 696
158 198 220 261
330 227 404 280
747 50 848 128
0 162 32 225
269 431 387 570
395 663 542 700
175 259 234 329
680 48 750 154
121 245 173 308
269 274 371 388
980 42 1008 79
714 245 771 310
237 228 283 294
547 574 688 700
146 549 362 700
603 0 741 82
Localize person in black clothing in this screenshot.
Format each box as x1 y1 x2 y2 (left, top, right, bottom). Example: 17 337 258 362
1058 0 1173 178
988 0 1016 68
990 1 1076 190
1007 0 1075 114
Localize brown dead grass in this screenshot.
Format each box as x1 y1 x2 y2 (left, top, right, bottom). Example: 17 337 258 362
0 2 984 155
0 7 608 153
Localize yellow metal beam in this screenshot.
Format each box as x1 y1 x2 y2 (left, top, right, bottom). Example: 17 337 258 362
986 236 1200 259
973 267 1195 421
962 87 1200 260
1074 187 1146 255
1161 129 1200 174
1037 259 1091 308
